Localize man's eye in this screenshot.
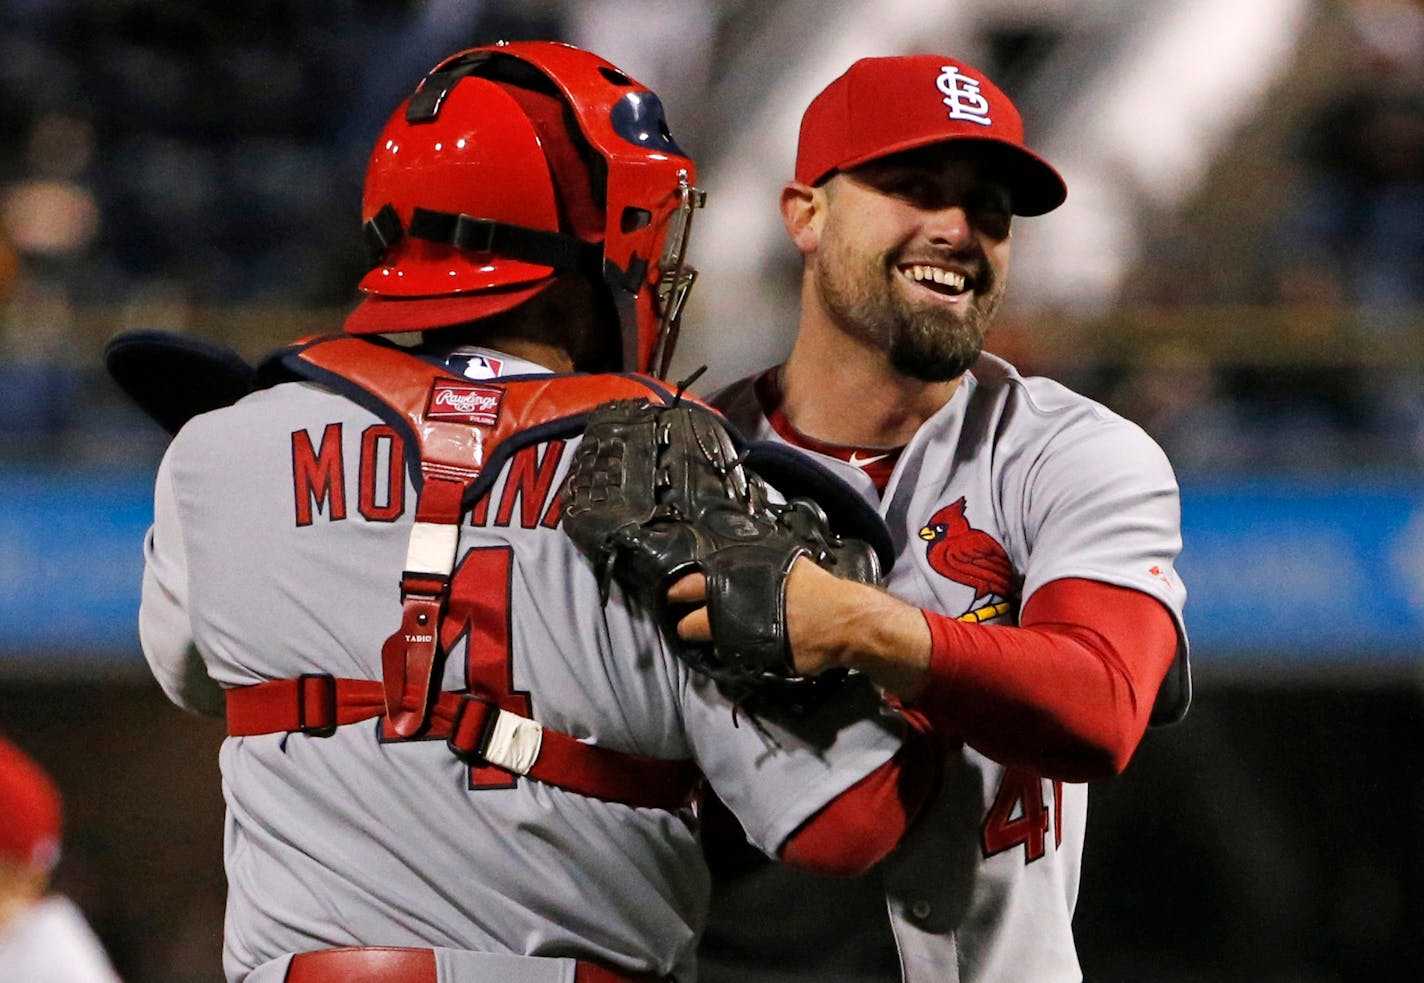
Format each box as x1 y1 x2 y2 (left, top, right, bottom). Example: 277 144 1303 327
967 190 1010 217
967 191 1012 234
888 177 939 203
879 174 920 194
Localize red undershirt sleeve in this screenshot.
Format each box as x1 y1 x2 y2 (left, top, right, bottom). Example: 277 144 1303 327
776 580 1176 869
914 577 1179 782
779 710 941 876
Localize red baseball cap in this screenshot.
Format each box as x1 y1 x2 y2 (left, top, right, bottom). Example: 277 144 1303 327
795 55 1067 216
0 736 62 872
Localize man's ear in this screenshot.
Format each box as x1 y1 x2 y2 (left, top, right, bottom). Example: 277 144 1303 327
780 180 824 256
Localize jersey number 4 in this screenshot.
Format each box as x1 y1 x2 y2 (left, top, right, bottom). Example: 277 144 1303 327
981 767 1064 863
441 545 531 791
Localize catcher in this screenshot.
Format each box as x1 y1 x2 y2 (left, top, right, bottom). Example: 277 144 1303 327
116 42 940 983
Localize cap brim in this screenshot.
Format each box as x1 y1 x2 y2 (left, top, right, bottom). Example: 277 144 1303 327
343 278 556 336
966 139 1066 217
834 135 1067 217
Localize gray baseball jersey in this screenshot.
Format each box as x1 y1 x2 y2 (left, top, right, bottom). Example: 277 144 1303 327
139 345 906 983
0 896 123 983
709 351 1190 983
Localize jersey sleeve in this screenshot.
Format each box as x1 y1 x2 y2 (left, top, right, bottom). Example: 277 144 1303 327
779 708 941 875
1019 417 1185 618
139 443 225 717
678 671 907 860
1017 415 1189 708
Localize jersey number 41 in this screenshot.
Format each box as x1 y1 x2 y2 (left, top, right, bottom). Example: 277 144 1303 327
981 768 1064 864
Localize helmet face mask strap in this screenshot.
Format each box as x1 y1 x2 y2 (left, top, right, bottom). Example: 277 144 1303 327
348 42 705 378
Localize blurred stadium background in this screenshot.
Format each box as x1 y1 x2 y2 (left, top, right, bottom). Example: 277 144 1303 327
1 0 1421 980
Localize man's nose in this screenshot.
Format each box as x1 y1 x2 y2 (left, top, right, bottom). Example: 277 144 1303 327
921 204 975 248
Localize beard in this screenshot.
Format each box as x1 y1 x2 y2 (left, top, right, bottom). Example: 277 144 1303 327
814 232 1004 382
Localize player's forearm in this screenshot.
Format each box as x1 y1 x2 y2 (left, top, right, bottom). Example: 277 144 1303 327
789 568 1176 780
785 560 933 698
913 580 1178 781
917 616 1142 779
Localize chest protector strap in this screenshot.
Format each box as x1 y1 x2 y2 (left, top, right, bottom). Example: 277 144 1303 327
230 334 699 808
225 677 697 810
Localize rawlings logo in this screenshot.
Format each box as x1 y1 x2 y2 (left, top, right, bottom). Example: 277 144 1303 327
435 389 500 414
936 65 992 126
427 381 504 426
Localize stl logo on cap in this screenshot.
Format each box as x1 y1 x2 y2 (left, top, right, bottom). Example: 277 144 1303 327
936 65 992 126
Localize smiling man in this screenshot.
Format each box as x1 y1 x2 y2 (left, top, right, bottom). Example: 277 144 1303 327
687 55 1194 982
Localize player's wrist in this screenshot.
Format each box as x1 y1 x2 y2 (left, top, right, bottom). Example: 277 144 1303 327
843 587 932 699
789 565 930 694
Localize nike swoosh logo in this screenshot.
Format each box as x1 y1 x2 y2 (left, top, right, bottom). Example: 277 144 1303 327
847 451 890 468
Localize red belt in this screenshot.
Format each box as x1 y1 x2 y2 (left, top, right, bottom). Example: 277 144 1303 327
283 947 666 983
226 676 699 811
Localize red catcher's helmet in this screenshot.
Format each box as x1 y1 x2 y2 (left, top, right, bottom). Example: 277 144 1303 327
347 41 704 378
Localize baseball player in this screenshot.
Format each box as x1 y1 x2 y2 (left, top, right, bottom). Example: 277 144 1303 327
133 43 938 983
0 735 124 983
683 55 1192 983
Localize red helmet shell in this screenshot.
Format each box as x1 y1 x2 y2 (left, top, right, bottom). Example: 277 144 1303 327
348 42 701 375
359 78 560 299
491 42 699 373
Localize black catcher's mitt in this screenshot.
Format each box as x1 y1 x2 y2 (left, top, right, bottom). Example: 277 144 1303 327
562 397 883 709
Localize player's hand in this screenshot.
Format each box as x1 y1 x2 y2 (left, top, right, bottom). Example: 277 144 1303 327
669 557 927 686
667 558 852 677
666 571 712 642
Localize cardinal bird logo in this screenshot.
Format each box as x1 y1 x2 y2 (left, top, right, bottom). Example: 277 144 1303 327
919 498 1020 619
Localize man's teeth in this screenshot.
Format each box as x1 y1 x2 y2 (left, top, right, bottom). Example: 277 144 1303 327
905 265 967 292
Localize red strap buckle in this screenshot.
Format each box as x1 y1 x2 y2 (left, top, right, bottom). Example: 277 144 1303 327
295 673 338 737
399 571 449 598
446 694 499 763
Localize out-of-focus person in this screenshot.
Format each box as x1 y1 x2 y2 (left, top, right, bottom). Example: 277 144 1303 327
0 734 123 983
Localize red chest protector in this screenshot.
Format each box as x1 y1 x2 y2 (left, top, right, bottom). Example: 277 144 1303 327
224 335 700 810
